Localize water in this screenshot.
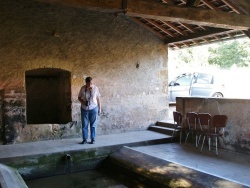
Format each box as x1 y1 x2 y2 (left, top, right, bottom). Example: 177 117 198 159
26 170 127 188
25 169 150 188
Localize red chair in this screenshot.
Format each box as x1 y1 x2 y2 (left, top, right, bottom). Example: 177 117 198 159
200 115 228 155
172 111 187 144
185 112 200 147
198 113 212 150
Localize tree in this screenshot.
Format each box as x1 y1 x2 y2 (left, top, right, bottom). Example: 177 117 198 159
179 48 194 64
208 39 250 69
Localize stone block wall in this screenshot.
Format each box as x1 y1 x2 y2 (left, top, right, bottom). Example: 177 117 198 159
0 90 4 144
0 0 168 144
176 97 250 155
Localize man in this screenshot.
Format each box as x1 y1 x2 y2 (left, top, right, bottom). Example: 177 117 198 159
78 77 101 144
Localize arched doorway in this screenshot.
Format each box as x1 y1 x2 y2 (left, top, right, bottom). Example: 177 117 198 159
25 68 72 124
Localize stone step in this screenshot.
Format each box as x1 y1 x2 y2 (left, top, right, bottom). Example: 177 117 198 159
155 120 176 129
149 125 179 136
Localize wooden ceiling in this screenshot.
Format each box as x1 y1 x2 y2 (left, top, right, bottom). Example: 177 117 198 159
39 0 250 49
132 0 250 49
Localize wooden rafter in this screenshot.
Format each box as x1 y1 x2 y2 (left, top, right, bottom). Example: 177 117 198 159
221 0 245 14
179 23 196 33
229 0 250 14
243 30 250 38
130 17 166 39
161 0 173 4
168 30 245 47
40 0 250 30
186 0 201 7
145 19 175 38
162 21 188 36
201 0 220 10
126 0 250 30
38 0 250 49
165 28 230 44
192 40 200 45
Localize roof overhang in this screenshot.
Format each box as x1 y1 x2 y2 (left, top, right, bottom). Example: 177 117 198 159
37 0 250 49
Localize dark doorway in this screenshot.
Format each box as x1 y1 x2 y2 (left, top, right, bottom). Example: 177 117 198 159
25 68 72 124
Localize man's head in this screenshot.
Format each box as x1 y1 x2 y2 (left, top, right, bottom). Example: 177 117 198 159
85 77 92 88
85 77 92 83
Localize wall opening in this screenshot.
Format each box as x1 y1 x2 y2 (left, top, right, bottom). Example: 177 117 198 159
25 68 72 124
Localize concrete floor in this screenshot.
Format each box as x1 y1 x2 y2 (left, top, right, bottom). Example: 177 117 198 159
134 142 250 187
0 130 249 187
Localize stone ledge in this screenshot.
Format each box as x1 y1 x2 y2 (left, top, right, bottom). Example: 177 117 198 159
105 146 247 188
0 163 28 188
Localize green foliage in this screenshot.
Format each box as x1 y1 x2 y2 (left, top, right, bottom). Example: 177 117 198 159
179 48 194 64
208 40 250 69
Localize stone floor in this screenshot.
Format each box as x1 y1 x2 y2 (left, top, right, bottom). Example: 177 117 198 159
0 130 250 187
134 142 250 187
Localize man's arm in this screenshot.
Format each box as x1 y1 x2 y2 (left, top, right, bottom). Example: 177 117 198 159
78 96 85 105
97 96 101 115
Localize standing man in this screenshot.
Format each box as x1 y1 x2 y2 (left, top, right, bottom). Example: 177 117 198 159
78 77 101 144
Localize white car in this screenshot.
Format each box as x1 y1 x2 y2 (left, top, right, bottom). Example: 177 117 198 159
168 72 225 103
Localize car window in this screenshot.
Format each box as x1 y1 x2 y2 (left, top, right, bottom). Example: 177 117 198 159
175 75 193 86
194 74 213 84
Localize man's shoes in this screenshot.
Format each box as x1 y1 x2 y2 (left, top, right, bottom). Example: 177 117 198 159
81 139 95 144
81 139 87 144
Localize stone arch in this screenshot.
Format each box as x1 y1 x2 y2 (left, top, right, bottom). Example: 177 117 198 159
25 68 72 124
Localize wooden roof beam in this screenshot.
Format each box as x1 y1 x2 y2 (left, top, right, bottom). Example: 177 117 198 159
243 29 250 38
192 40 200 45
178 0 187 6
221 0 245 14
145 19 175 38
183 42 190 47
186 0 201 7
200 0 219 10
203 37 210 43
130 17 166 40
179 23 196 33
161 0 173 5
126 0 250 30
229 0 250 14
165 28 230 44
40 0 250 30
162 21 188 36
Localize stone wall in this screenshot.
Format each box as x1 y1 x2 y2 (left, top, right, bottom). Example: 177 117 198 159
0 90 3 144
0 0 168 144
176 97 250 155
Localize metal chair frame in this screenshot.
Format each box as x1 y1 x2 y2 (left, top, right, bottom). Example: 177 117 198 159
172 111 187 144
185 112 201 147
200 114 228 155
198 113 212 152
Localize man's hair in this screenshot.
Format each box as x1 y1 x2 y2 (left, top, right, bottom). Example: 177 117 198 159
85 77 92 83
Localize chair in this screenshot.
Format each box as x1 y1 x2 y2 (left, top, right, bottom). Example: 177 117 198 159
198 113 212 151
172 111 187 144
200 115 228 155
185 112 200 147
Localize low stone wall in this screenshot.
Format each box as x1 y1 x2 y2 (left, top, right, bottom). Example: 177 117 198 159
104 146 243 187
15 122 82 143
176 97 250 155
1 147 111 180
